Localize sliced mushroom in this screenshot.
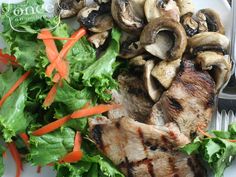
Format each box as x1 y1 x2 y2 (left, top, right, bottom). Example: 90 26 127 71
180 12 199 37
144 60 163 102
140 17 187 61
188 32 230 55
58 0 85 19
111 0 146 33
88 31 109 48
94 0 111 4
78 3 113 32
144 0 180 22
196 9 225 34
129 55 147 66
196 51 232 91
119 32 145 59
176 0 195 16
151 59 181 88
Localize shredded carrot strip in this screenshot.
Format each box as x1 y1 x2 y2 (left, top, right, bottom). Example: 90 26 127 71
38 29 68 79
52 73 61 83
197 127 213 138
71 104 121 119
43 83 58 107
59 131 83 163
47 163 54 167
37 166 42 173
0 71 31 107
32 115 71 136
46 28 86 78
7 142 22 177
59 151 83 163
73 132 81 151
2 151 7 158
19 133 29 147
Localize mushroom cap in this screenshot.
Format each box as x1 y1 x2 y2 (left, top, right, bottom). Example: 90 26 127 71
144 0 180 22
140 17 187 61
180 12 199 37
176 0 195 16
143 60 163 102
78 3 113 33
111 0 145 33
188 32 230 55
151 59 181 88
196 51 232 92
196 8 225 34
58 0 85 19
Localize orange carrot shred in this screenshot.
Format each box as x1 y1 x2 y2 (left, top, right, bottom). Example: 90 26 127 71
32 115 71 136
52 73 61 83
197 127 213 138
73 132 81 151
59 151 83 163
38 29 68 79
19 133 29 147
0 71 31 108
43 83 58 107
71 104 121 119
37 166 42 173
7 142 23 177
46 28 86 78
2 151 7 158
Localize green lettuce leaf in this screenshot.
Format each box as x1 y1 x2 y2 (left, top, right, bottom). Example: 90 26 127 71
181 122 236 177
0 68 31 142
29 127 75 166
82 28 121 101
0 145 5 177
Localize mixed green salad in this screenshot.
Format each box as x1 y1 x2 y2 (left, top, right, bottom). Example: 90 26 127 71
0 0 124 176
1 1 236 177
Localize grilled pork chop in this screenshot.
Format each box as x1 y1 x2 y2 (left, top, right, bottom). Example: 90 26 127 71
108 72 153 123
89 116 206 177
159 60 215 138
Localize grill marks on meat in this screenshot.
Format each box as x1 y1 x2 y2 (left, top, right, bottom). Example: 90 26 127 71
108 73 153 123
160 60 215 138
89 117 206 177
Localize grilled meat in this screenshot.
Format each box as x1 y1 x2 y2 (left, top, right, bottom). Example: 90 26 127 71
160 60 215 138
108 72 153 123
89 116 206 177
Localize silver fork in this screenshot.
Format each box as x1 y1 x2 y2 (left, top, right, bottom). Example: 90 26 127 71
212 0 236 130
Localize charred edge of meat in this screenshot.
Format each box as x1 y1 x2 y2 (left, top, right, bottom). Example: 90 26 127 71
119 158 155 177
206 92 215 108
192 45 227 56
168 157 180 177
187 157 207 177
91 125 104 149
168 97 183 111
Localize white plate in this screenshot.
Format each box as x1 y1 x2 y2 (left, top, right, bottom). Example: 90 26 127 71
0 0 233 177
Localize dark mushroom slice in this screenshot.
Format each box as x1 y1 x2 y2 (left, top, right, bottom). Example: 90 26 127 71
196 51 231 92
119 32 145 59
144 0 180 22
175 0 195 16
140 17 187 61
196 9 225 34
88 31 109 48
111 0 146 33
180 12 199 37
144 60 163 102
151 59 181 89
94 0 110 4
188 32 230 55
58 0 85 19
77 3 113 33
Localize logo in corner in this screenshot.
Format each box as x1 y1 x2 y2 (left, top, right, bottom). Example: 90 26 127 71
3 0 64 32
